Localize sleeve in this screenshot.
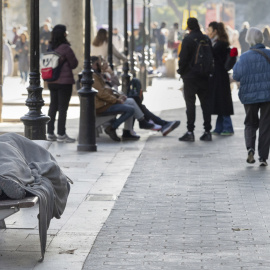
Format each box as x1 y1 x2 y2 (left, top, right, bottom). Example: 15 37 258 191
178 37 192 76
64 45 78 69
112 44 127 62
232 58 242 81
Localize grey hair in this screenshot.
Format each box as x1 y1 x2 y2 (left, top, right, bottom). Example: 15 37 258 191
245 27 264 46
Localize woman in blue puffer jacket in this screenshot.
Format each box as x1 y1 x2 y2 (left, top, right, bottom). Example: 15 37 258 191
233 27 270 166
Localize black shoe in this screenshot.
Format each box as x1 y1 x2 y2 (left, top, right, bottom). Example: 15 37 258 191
105 125 121 142
200 131 212 141
122 130 140 141
161 120 181 136
247 148 255 164
179 132 195 142
139 119 154 129
259 158 268 167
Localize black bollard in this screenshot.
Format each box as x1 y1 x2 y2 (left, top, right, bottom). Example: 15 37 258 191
21 0 50 140
77 0 97 152
121 0 131 95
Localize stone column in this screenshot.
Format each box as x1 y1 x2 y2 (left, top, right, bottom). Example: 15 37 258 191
61 0 84 83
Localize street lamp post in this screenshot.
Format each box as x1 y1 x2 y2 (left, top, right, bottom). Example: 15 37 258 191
77 0 97 152
108 0 113 70
20 0 50 140
130 0 135 77
121 0 131 95
139 0 147 91
148 0 152 67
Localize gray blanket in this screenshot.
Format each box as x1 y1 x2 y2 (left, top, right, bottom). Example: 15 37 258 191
0 133 70 261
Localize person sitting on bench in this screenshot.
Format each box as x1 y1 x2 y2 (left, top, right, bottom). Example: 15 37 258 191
100 57 181 137
91 56 154 141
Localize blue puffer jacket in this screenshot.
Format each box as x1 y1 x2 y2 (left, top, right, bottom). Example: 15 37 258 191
233 43 270 104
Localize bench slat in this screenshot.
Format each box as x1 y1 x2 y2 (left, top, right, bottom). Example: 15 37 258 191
0 196 38 210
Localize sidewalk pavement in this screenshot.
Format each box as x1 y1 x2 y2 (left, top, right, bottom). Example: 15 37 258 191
0 77 259 270
84 101 270 270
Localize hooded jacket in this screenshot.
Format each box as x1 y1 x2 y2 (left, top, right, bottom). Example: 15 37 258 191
233 43 270 104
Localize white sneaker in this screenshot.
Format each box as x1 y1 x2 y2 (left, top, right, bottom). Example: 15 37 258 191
148 120 162 131
57 134 76 143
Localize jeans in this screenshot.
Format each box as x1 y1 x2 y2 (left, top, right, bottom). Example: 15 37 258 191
105 98 144 130
244 102 270 160
20 71 28 82
183 78 212 132
213 115 234 133
47 84 72 136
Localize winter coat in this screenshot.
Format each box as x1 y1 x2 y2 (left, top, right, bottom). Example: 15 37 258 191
178 29 211 80
210 40 234 115
92 72 119 114
15 40 29 72
233 43 270 105
48 43 78 85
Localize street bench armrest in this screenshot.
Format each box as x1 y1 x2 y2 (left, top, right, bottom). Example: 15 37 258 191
0 196 38 210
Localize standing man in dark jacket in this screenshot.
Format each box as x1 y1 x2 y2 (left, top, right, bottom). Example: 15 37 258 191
178 18 212 142
239 22 250 54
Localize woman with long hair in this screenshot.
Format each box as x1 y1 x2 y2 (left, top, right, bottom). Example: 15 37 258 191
91 28 127 65
208 21 234 136
46 24 78 143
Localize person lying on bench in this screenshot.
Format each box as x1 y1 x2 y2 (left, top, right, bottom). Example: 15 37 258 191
91 56 154 141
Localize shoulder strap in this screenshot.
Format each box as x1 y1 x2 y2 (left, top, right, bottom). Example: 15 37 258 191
252 49 270 64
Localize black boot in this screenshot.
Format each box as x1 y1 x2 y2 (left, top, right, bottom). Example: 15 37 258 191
139 119 154 129
122 130 140 141
104 125 121 142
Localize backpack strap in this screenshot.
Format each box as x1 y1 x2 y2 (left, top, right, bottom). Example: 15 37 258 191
252 49 270 64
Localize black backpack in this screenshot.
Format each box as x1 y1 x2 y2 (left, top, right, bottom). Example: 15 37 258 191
127 78 143 100
191 36 214 77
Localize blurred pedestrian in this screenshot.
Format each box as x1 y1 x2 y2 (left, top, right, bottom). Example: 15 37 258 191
40 22 51 55
239 21 250 54
208 21 234 136
15 31 29 84
3 33 14 79
46 24 78 143
11 26 19 45
91 28 127 67
155 22 166 67
262 26 270 48
233 27 270 166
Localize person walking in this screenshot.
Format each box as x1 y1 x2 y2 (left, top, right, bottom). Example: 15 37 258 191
233 27 270 166
178 17 213 142
208 22 234 136
239 22 250 54
91 28 127 66
15 31 29 84
46 24 78 143
155 22 166 67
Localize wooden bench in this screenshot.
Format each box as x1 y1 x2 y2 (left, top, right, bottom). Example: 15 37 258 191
95 111 121 137
0 196 38 229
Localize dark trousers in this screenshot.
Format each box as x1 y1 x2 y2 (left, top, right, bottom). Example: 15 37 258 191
131 96 167 127
183 78 212 132
244 102 270 160
47 84 72 136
